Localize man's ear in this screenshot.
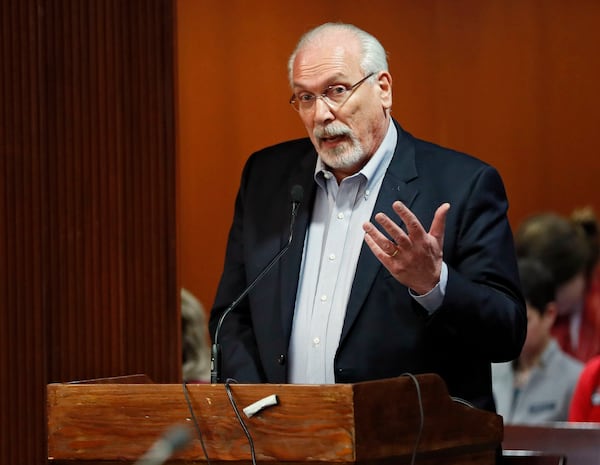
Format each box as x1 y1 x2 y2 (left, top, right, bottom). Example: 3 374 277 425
377 70 393 110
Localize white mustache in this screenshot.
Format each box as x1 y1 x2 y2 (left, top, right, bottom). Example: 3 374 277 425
314 124 352 139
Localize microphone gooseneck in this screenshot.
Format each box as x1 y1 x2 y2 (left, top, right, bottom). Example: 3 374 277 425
210 185 304 384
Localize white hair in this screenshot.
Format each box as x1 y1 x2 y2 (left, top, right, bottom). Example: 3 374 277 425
287 23 389 87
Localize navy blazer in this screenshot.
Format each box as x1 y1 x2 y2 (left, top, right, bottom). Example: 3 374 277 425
210 120 526 412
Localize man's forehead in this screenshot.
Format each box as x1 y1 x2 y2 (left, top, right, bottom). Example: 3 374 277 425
300 29 360 58
293 42 361 82
296 46 351 69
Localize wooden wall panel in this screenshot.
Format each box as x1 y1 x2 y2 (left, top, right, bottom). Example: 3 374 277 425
0 1 47 463
41 0 178 384
0 1 177 464
176 0 600 310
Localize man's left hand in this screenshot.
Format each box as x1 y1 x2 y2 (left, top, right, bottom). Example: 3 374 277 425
363 201 450 295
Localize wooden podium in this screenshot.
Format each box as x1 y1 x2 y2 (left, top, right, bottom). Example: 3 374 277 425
47 374 502 465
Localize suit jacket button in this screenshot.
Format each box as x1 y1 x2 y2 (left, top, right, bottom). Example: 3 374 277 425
277 354 286 365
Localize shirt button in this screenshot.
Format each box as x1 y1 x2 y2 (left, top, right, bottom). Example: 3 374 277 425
337 212 344 219
329 253 336 260
313 337 320 346
320 295 327 302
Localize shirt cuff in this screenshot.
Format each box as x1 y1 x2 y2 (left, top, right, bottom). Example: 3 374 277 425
410 262 448 314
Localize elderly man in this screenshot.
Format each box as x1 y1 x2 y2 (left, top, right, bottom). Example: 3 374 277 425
209 22 526 413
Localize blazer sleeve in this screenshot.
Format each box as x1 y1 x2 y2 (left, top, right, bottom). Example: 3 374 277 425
432 163 526 363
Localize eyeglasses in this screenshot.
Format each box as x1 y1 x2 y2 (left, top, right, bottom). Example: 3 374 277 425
289 72 375 112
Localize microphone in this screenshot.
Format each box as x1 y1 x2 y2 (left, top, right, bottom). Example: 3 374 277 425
135 424 192 465
210 184 304 383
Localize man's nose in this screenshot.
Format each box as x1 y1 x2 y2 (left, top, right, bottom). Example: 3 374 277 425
313 96 335 124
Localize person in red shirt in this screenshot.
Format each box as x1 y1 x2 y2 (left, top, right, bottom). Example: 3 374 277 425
571 207 600 362
569 355 600 422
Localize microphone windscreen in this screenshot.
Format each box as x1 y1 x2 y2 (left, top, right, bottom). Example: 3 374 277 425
163 425 192 453
290 184 304 203
136 424 192 465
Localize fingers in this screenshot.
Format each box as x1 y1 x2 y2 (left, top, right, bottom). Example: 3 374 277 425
429 203 450 245
391 201 450 241
362 219 399 257
363 201 449 292
370 211 409 247
391 201 425 241
367 201 424 249
363 201 450 255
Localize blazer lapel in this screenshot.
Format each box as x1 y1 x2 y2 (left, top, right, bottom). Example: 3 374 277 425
339 122 420 343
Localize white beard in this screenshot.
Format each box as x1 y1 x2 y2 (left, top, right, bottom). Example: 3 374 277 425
314 123 365 171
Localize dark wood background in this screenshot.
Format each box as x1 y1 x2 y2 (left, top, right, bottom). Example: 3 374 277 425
0 1 178 464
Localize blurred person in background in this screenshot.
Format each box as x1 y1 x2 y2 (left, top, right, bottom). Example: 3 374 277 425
493 258 583 424
570 207 600 360
515 211 598 362
181 288 211 383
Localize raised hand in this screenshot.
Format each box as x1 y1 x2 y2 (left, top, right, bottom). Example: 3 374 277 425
363 201 450 295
